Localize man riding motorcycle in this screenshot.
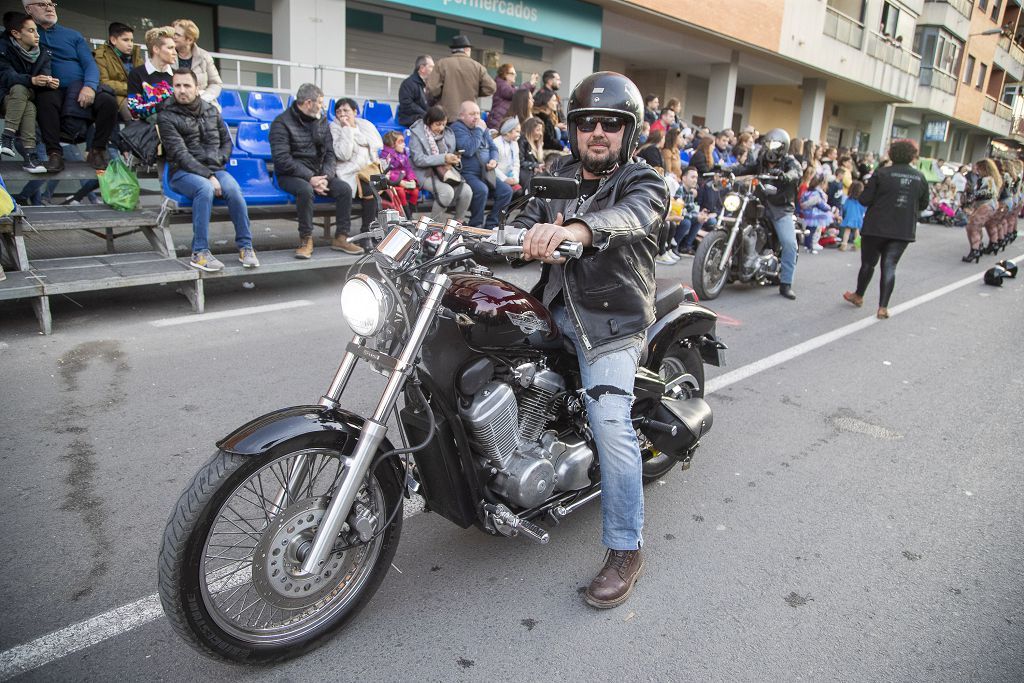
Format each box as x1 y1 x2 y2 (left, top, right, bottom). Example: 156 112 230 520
727 128 801 299
515 71 669 608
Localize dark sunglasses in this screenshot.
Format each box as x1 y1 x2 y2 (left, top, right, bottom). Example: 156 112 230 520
575 115 625 133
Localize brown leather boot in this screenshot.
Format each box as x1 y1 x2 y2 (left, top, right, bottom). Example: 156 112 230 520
584 549 644 609
295 235 314 259
331 234 364 255
86 148 109 170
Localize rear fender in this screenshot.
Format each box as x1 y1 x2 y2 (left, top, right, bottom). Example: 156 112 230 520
646 304 723 369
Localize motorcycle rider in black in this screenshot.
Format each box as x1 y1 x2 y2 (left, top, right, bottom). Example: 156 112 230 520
516 72 669 608
727 128 801 299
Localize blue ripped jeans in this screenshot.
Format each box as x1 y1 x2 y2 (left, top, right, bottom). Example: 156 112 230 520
552 305 644 550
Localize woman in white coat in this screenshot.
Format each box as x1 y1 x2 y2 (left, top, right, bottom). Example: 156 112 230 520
172 19 223 103
331 97 384 233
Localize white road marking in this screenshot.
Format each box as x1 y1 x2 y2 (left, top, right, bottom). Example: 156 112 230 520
150 300 314 327
705 256 1021 395
1 255 1019 679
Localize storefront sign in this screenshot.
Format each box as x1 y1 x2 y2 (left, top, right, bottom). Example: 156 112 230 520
924 120 949 142
382 0 603 48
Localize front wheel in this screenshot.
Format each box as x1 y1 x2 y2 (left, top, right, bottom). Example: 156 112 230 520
641 345 705 483
692 230 731 300
158 440 403 663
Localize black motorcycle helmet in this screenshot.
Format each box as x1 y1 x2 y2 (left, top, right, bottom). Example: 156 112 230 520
984 265 1009 286
566 71 643 165
761 128 791 165
996 259 1018 278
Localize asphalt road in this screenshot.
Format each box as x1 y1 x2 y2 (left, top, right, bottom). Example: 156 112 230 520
1 223 1022 682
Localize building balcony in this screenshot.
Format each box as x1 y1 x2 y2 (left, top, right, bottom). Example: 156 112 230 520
921 0 972 41
865 32 922 77
980 96 1013 135
915 68 958 115
823 6 864 49
994 35 1024 82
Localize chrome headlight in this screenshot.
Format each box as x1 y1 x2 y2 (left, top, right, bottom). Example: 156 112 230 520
722 193 742 213
341 274 392 337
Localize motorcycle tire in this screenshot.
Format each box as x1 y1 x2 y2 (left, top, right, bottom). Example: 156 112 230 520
157 437 403 664
641 345 705 483
692 230 730 301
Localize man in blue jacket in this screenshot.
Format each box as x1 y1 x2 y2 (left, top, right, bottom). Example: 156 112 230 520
451 100 511 228
24 0 119 171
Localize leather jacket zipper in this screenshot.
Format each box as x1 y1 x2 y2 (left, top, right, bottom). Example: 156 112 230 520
562 266 592 350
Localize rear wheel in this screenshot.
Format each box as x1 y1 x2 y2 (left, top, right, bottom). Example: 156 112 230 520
158 439 403 663
692 230 730 300
640 345 705 483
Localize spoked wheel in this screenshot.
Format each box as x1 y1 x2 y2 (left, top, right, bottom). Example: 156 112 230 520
158 442 402 663
640 346 705 483
692 230 730 301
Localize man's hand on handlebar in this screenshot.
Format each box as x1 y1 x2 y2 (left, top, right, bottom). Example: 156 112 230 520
522 212 592 264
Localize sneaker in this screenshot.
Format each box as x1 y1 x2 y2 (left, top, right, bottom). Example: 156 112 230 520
239 247 260 268
668 251 681 262
331 234 364 255
655 252 676 265
22 152 47 174
295 235 314 259
189 250 224 272
0 132 15 158
44 152 64 174
0 263 6 282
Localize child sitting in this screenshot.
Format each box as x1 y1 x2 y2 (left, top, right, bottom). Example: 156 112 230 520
839 180 866 251
379 130 419 218
799 173 832 254
0 13 53 173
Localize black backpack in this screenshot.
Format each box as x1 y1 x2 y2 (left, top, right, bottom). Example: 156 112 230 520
118 121 161 166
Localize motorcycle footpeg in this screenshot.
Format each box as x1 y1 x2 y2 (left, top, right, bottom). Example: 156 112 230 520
485 503 550 544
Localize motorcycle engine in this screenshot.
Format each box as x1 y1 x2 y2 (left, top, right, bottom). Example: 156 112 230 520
458 363 594 509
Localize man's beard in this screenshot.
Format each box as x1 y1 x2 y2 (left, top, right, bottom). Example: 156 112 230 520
580 146 618 175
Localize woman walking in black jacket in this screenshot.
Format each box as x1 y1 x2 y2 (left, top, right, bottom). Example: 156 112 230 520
842 139 929 319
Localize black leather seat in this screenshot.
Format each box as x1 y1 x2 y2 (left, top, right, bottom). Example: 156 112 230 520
655 283 686 320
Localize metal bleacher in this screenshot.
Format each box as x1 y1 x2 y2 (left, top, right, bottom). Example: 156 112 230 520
1 89 417 333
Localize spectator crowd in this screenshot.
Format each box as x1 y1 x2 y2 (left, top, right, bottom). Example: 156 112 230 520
0 12 1019 279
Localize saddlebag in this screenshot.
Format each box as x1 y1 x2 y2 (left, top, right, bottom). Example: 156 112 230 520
642 396 713 456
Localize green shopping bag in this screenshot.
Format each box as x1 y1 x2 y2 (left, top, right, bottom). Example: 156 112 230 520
98 157 140 211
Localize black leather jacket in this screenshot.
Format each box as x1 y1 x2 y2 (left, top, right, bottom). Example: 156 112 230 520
728 152 802 213
513 158 669 354
158 99 232 178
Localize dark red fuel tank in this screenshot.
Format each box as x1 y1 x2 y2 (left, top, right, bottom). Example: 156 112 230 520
442 273 561 350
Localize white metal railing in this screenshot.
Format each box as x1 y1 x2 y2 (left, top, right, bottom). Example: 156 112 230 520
823 6 864 49
920 67 959 94
865 31 922 76
87 39 405 102
925 0 973 19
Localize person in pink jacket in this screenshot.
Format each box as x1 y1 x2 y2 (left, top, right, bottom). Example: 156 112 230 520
487 63 537 130
380 131 419 217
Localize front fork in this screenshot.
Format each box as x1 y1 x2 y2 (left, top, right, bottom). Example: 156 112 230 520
717 197 749 270
289 265 450 576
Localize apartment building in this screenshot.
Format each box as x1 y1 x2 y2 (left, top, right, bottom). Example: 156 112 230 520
50 0 1024 160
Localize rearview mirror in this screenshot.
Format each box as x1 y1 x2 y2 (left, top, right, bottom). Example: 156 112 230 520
529 176 580 200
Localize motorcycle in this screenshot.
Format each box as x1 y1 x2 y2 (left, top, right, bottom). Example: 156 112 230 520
692 173 802 300
157 175 727 663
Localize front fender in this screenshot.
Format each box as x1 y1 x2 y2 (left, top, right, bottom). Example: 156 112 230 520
646 303 721 369
216 405 396 456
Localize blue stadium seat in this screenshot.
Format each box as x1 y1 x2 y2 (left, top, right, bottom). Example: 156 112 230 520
362 100 402 133
247 91 287 122
218 90 257 126
481 110 488 122
235 121 273 160
225 158 292 205
326 98 336 123
162 160 291 207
